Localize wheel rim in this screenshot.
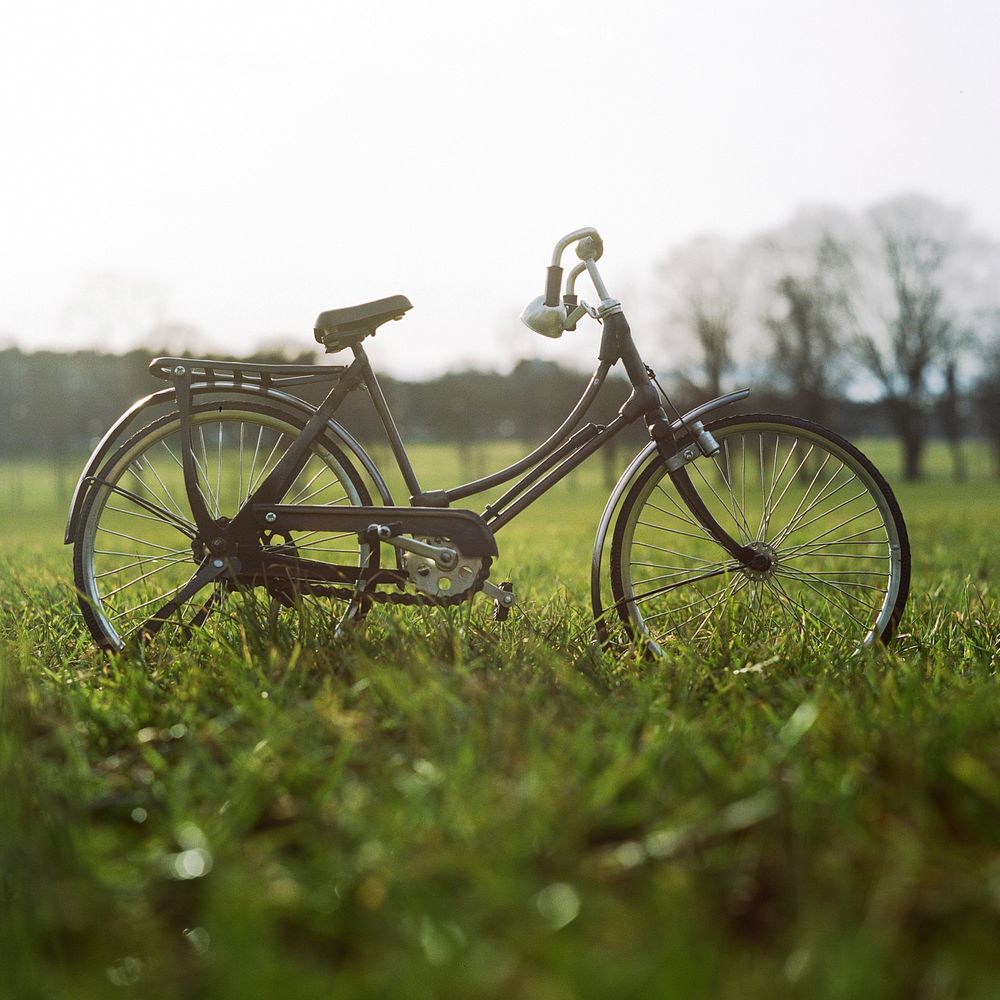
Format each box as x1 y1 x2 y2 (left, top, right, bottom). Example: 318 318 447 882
616 420 905 656
77 406 368 650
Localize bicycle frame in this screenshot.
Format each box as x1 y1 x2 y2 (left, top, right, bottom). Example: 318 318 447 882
137 343 724 536
65 322 758 612
201 321 758 569
64 228 764 641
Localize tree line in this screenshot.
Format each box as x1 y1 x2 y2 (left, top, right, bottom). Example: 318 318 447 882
658 194 1000 479
0 344 968 475
3 193 999 480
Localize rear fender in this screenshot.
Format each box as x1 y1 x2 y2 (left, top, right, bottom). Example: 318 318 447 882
64 383 394 543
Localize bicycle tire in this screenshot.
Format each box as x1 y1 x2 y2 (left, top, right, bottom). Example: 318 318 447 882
609 413 910 656
74 399 375 650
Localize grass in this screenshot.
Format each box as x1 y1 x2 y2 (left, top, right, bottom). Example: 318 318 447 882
2 437 1000 999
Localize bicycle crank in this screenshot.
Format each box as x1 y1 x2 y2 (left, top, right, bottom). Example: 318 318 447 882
485 580 515 621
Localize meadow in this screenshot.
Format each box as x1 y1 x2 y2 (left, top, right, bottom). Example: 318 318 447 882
2 438 999 999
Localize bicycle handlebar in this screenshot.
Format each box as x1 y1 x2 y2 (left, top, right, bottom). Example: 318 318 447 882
543 228 603 306
522 228 614 337
566 262 587 296
544 266 563 308
549 227 602 267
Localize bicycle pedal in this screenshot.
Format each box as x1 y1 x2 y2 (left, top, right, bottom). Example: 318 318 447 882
491 581 515 622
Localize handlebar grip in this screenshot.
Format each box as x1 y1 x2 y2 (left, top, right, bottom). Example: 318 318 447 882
544 266 564 307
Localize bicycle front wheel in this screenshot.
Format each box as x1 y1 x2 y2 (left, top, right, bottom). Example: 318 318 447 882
610 414 910 657
74 400 374 650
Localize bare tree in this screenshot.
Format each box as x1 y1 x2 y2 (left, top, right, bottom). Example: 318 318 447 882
973 330 1000 477
856 198 967 481
658 235 743 399
936 359 967 480
763 234 854 425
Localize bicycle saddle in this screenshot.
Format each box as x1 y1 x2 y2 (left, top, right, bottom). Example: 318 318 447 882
314 295 412 353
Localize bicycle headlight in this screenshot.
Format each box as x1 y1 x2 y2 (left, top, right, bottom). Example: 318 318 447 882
519 295 567 339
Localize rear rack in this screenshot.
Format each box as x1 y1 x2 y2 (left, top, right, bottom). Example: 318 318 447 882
148 356 347 388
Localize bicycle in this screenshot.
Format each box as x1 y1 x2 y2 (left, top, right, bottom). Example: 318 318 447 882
66 228 910 655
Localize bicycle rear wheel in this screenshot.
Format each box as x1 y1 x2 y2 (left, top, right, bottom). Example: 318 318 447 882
74 400 374 650
609 413 910 656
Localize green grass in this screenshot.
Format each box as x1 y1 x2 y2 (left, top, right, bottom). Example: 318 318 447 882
2 439 1000 999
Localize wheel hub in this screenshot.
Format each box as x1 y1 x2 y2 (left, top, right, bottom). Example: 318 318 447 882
742 540 778 580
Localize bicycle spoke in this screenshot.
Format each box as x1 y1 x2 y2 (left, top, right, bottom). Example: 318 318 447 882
96 526 192 553
642 579 736 626
131 454 190 524
778 566 888 578
772 448 843 545
242 424 265 506
776 572 876 630
652 484 718 541
779 505 882 552
627 561 739 588
158 439 218 525
196 426 222 518
106 503 196 534
770 576 855 642
100 558 195 601
777 564 888 601
718 438 753 542
626 563 740 604
762 578 802 632
758 434 782 537
285 463 348 505
689 457 752 543
781 525 891 556
684 577 751 641
123 560 225 641
246 432 286 501
777 489 876 543
759 436 801 537
94 550 191 578
631 538 733 564
111 583 191 622
769 459 850 545
93 475 196 536
650 577 747 638
636 518 715 544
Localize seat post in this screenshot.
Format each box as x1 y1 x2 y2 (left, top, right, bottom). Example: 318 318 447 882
353 345 423 499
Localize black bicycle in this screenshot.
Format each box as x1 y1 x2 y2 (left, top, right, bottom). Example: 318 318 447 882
66 228 910 655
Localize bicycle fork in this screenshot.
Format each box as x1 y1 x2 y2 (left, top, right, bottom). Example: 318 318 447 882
645 407 773 574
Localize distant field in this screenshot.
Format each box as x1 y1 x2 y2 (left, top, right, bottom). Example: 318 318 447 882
5 436 998 583
3 437 1000 999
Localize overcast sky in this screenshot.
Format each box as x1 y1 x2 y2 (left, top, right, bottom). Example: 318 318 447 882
2 0 998 376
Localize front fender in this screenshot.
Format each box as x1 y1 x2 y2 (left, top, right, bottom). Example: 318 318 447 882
64 383 394 543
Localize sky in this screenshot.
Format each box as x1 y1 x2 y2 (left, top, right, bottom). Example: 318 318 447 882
2 0 998 377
